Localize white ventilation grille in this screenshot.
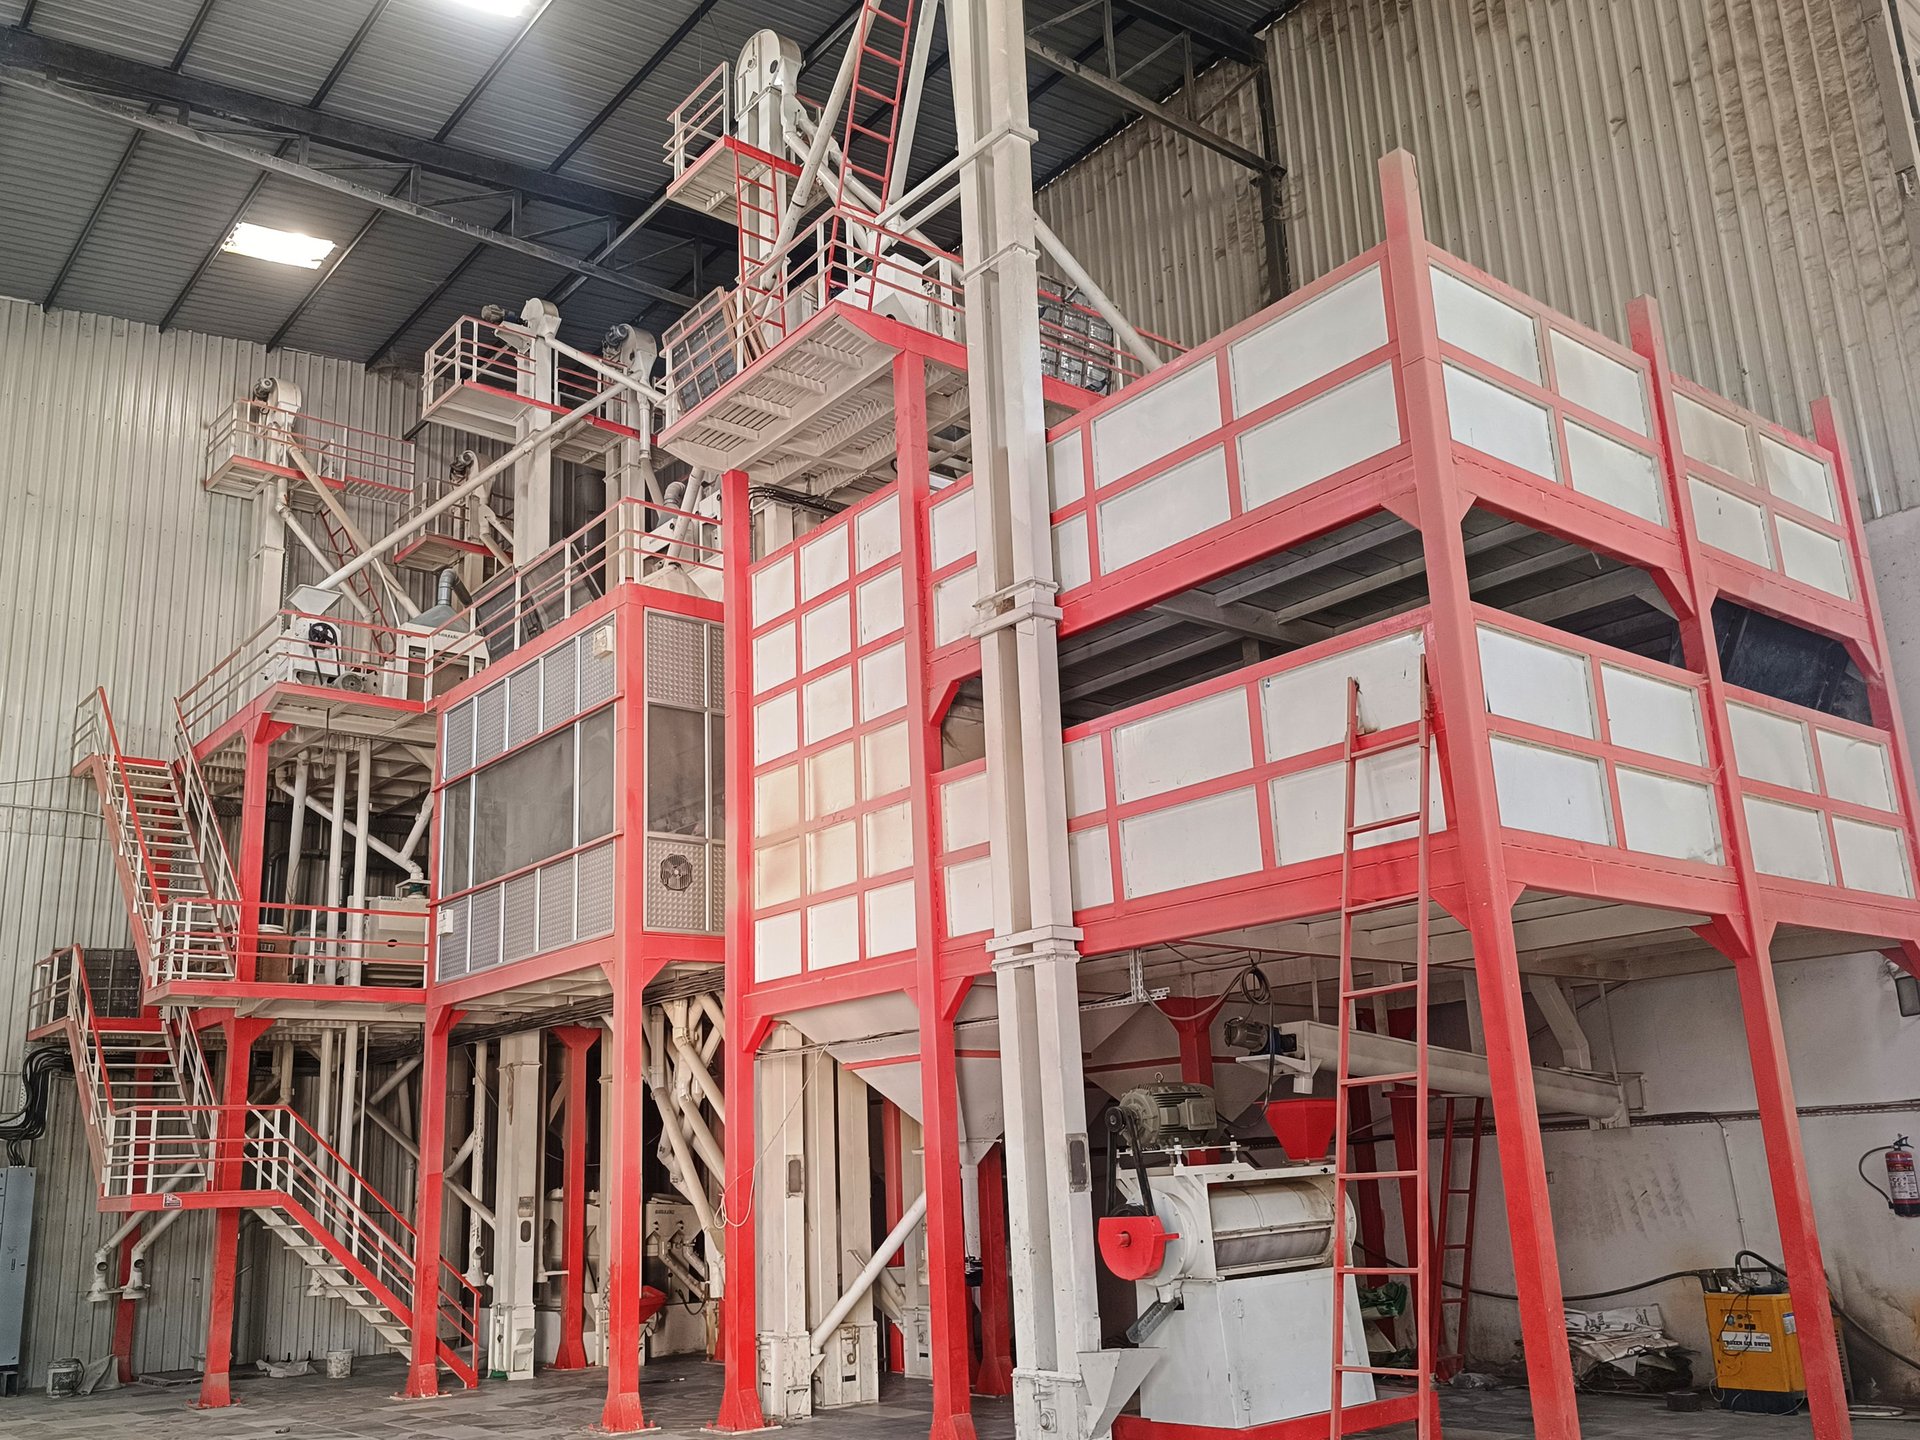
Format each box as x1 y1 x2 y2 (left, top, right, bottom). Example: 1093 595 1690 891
443 704 474 779
468 886 503 975
579 626 618 710
542 639 578 725
537 855 575 952
577 841 616 939
435 895 469 981
646 836 708 932
507 666 541 750
708 842 727 931
473 681 509 768
647 612 707 707
502 872 538 963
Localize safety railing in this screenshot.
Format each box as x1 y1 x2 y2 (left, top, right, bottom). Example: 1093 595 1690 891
423 316 644 424
72 689 175 948
150 898 430 989
423 495 721 673
665 60 731 175
393 468 510 562
177 610 434 748
204 399 414 506
663 203 1183 420
91 1100 480 1360
172 700 239 906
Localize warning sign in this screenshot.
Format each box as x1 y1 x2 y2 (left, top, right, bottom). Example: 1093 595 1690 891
1720 1329 1774 1353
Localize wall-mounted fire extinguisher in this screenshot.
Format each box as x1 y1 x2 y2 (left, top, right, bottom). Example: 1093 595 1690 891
1868 1136 1920 1218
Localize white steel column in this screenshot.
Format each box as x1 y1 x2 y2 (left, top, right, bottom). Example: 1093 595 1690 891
946 0 1104 1430
514 303 560 554
757 1028 813 1420
490 1031 542 1379
895 1112 932 1377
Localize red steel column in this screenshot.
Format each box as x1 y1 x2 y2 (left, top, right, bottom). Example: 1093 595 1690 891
883 1101 907 1374
972 1143 1013 1397
404 1005 461 1398
234 717 287 982
1379 148 1581 1439
713 466 767 1433
601 978 648 1431
1630 301 1855 1440
551 1025 600 1371
196 1014 271 1409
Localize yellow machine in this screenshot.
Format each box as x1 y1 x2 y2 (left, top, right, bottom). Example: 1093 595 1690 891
1704 1288 1805 1395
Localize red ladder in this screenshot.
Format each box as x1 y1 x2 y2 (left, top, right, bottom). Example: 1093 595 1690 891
1433 1096 1486 1381
734 152 789 347
1329 660 1437 1439
315 505 394 655
834 0 918 213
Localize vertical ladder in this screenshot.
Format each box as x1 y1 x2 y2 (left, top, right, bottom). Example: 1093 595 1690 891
1433 1096 1486 1381
833 0 918 215
1329 661 1436 1439
734 153 789 349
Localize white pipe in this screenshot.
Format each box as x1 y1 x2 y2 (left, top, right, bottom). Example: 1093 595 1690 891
885 0 941 206
368 1055 421 1106
397 792 435 867
278 781 422 884
468 1040 491 1281
674 1086 726 1179
649 1080 723 1248
363 1105 495 1225
1032 215 1163 373
349 738 372 983
323 755 347 974
314 383 622 594
339 1021 362 1200
808 1191 927 1359
674 1037 725 1116
274 501 374 621
283 757 309 908
315 1025 336 1153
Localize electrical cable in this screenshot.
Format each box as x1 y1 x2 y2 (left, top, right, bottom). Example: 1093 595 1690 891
1859 1143 1896 1206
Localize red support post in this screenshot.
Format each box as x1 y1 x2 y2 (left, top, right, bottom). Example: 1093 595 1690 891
234 716 286 982
111 1230 139 1385
972 1143 1013 1397
1153 997 1218 1087
551 1024 601 1372
1378 148 1582 1439
883 1100 907 1374
404 1005 461 1398
195 1014 271 1410
601 982 648 1432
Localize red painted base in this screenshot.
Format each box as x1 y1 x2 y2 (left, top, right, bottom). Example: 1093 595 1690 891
399 1362 446 1399
972 1356 1014 1397
599 1391 654 1434
550 1346 592 1372
191 1379 233 1410
929 1414 980 1440
711 1387 770 1432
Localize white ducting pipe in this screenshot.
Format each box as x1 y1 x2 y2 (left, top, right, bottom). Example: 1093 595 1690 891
673 1037 725 1116
757 7 873 280
649 1079 723 1250
397 792 435 868
349 739 372 983
274 501 376 622
808 1190 927 1361
363 1105 494 1225
885 0 941 206
283 757 310 907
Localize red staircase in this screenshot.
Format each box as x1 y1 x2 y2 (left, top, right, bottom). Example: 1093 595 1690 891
40 687 481 1387
1329 664 1438 1438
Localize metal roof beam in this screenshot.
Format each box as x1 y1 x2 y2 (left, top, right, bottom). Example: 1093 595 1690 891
0 26 731 246
1023 34 1274 172
1105 0 1260 63
0 71 697 307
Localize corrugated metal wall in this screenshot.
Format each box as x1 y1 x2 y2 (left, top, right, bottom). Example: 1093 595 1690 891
0 296 432 1381
1265 0 1920 518
1035 63 1270 349
1039 0 1920 516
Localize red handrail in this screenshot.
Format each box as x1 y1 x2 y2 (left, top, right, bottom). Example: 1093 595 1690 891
89 690 169 917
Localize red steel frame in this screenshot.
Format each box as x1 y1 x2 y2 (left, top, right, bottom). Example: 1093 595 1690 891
712 150 1920 1440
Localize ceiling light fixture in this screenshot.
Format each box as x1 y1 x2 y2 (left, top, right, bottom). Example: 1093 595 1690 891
222 222 336 269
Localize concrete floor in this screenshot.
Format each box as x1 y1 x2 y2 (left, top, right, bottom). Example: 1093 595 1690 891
1 1357 1912 1439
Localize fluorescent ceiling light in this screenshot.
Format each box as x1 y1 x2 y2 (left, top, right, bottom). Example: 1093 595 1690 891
452 0 532 15
223 222 336 269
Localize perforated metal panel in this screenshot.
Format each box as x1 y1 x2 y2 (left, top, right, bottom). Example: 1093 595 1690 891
537 855 575 953
579 623 619 711
708 623 726 708
472 681 509 769
646 836 709 932
506 665 541 750
443 702 474 779
647 612 708 708
502 872 538 963
542 639 578 726
577 841 616 939
435 895 468 982
709 842 727 931
469 886 502 974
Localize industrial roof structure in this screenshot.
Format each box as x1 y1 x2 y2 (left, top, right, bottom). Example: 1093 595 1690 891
0 0 1284 369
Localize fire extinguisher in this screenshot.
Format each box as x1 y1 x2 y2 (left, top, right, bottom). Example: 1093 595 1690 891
1882 1136 1920 1218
